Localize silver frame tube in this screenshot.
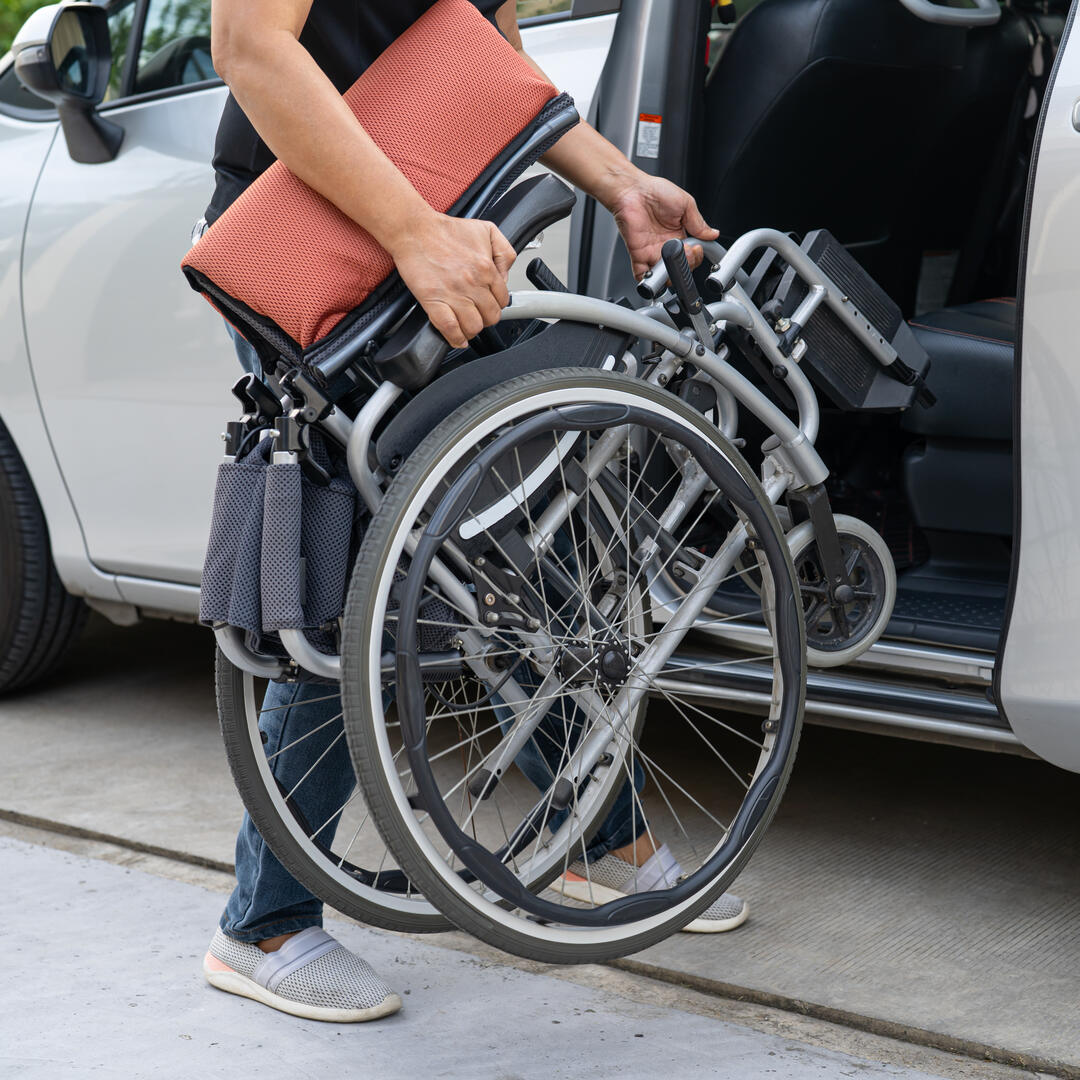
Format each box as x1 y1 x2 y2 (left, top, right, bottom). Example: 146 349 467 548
214 624 286 679
502 291 829 487
347 380 402 513
278 628 341 681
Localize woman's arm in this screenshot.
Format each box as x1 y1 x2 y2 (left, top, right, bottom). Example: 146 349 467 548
495 1 717 278
212 0 515 347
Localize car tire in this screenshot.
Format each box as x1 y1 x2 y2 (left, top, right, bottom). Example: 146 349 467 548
0 418 87 695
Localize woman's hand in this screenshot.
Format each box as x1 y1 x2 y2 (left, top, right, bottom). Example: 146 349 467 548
608 174 719 281
389 213 516 349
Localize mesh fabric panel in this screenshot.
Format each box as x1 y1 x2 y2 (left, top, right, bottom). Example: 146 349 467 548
566 855 637 892
209 930 395 1010
697 893 747 922
181 0 558 352
209 929 263 979
564 857 747 923
274 947 395 1011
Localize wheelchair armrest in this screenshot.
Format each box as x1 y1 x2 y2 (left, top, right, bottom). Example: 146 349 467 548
485 173 576 252
372 174 577 393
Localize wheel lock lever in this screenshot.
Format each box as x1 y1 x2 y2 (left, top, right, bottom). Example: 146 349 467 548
661 238 714 350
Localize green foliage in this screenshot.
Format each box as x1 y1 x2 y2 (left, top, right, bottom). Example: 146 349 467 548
0 0 46 56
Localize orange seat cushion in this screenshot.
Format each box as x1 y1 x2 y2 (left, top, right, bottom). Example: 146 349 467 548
182 0 558 351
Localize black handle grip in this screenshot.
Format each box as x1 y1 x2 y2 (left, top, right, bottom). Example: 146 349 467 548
661 238 702 315
526 257 569 293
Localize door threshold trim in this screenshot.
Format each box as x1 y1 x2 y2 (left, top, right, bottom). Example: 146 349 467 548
651 676 1021 749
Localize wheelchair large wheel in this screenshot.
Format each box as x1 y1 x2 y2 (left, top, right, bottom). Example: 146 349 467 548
342 369 806 963
216 650 450 933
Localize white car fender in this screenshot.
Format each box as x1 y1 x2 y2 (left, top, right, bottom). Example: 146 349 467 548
0 110 126 605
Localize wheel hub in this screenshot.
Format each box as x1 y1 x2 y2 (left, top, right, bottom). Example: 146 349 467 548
598 645 630 687
557 640 631 687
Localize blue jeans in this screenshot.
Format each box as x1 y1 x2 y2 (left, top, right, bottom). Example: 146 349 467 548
220 326 646 942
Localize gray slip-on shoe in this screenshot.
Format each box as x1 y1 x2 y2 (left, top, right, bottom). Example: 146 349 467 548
203 926 402 1022
551 845 749 933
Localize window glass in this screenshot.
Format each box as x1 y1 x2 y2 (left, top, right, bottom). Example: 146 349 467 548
104 0 137 101
517 0 573 19
133 0 215 95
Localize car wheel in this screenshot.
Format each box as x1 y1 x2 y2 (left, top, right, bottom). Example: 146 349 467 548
0 418 87 695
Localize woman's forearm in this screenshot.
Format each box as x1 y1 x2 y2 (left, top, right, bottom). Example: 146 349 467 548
494 1 644 211
537 120 640 211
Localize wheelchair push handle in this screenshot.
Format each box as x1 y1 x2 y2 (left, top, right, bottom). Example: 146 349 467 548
661 238 702 315
526 256 569 293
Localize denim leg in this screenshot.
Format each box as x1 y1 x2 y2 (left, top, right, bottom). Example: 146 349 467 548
498 668 647 865
226 321 261 377
221 680 354 942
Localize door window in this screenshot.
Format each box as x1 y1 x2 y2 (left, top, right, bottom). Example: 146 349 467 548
133 0 215 95
517 0 574 19
104 0 137 101
0 63 54 112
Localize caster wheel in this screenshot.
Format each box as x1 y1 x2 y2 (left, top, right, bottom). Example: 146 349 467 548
785 514 896 668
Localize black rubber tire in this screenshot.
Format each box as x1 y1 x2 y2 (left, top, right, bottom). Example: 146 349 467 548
342 369 806 964
214 649 452 934
0 418 87 696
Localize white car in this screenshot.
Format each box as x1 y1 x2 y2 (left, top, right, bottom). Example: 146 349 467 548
2 0 1079 776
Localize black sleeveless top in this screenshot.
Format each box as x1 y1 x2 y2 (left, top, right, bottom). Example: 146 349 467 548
205 0 505 224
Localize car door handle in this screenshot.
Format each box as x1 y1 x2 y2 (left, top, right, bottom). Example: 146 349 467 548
1072 100 1080 132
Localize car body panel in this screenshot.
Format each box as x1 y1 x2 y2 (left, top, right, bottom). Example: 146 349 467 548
9 3 1080 773
21 84 235 583
998 4 1080 773
0 108 127 603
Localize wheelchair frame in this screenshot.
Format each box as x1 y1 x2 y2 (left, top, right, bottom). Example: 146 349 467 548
212 216 898 751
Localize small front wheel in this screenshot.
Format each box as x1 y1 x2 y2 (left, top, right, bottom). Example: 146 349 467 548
787 514 897 669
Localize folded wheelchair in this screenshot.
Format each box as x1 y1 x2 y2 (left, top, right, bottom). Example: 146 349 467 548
183 0 933 963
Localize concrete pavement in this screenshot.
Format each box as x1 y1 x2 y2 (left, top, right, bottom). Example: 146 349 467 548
0 835 980 1080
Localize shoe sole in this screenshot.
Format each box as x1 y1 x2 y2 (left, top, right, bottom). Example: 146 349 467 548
203 953 402 1023
550 876 750 933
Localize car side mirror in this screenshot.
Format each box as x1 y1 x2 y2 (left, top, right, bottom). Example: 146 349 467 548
12 2 123 164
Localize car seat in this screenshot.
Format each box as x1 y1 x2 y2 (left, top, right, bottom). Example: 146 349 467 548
902 298 1015 540
698 0 967 315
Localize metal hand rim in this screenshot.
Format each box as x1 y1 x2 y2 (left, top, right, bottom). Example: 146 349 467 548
395 399 806 927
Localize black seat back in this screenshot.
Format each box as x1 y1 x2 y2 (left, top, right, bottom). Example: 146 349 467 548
917 8 1030 271
699 0 966 314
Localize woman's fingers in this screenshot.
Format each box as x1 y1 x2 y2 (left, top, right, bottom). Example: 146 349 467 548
489 224 517 277
683 197 719 242
475 286 504 329
684 242 705 271
453 299 486 343
425 300 468 349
